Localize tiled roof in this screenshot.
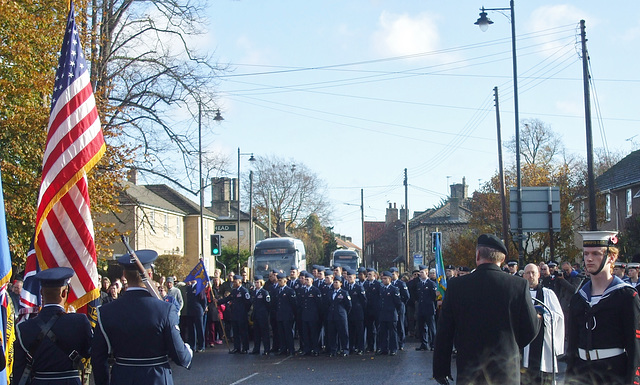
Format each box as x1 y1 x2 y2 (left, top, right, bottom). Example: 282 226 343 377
409 201 471 228
124 184 217 218
119 182 184 214
596 149 640 191
335 237 362 251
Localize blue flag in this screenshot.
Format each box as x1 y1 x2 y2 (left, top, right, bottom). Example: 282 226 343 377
184 259 209 295
0 169 15 382
434 232 447 300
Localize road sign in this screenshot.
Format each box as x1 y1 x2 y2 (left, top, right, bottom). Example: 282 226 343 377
510 187 561 232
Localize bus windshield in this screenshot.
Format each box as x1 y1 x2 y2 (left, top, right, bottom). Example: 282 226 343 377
253 254 295 278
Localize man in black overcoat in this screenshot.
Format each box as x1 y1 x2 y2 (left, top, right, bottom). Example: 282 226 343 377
432 234 540 385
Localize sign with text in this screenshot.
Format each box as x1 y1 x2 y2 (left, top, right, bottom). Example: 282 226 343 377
510 187 561 232
215 224 236 232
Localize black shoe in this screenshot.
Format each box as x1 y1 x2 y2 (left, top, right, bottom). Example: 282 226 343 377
240 350 248 354
312 351 319 357
389 351 397 356
356 350 364 356
339 351 348 357
375 350 387 356
416 345 428 351
399 346 404 351
327 352 336 357
429 347 435 351
250 350 260 354
229 349 239 354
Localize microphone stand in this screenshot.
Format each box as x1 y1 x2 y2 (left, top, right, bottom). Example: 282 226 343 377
531 296 556 385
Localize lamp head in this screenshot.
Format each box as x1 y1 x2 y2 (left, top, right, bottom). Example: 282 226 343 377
475 7 493 32
213 109 224 121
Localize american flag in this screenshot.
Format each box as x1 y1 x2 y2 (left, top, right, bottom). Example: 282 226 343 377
33 1 105 310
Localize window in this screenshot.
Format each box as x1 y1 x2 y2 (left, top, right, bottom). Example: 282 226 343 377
149 211 156 234
605 194 611 222
627 189 633 218
176 217 181 238
164 213 169 236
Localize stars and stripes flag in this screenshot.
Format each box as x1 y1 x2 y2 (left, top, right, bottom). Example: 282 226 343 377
433 232 447 300
33 1 105 310
0 169 15 383
18 242 40 322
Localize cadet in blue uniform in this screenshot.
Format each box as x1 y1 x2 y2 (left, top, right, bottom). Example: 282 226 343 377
264 270 280 353
415 264 438 351
363 268 381 352
325 276 352 357
250 275 271 355
566 231 640 385
185 277 207 352
377 271 402 356
92 250 192 385
390 267 410 350
274 272 297 356
13 267 92 385
218 274 251 353
298 272 322 356
345 268 367 355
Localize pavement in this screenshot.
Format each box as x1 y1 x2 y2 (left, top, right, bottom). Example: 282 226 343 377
170 338 567 385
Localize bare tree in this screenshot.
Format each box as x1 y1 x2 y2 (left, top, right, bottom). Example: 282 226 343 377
507 119 563 167
249 155 332 234
84 0 226 191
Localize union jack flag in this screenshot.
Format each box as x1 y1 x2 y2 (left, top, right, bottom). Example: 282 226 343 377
33 1 105 310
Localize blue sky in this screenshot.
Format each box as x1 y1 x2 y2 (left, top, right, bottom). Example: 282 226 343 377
185 1 640 246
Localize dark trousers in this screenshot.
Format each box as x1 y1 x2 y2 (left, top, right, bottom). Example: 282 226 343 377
252 317 270 353
378 320 398 353
301 319 320 354
232 319 249 351
348 319 365 352
189 310 205 350
327 318 349 354
364 314 378 351
416 313 436 348
396 304 406 348
270 313 280 353
277 319 294 354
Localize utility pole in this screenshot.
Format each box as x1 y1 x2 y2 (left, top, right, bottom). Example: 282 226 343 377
404 168 410 270
361 188 365 267
581 20 597 231
494 87 509 245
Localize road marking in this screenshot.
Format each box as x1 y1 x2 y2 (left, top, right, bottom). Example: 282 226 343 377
230 373 259 385
273 355 292 365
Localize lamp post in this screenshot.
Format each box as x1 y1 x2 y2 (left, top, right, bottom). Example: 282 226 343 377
475 0 524 266
198 104 224 261
237 148 256 272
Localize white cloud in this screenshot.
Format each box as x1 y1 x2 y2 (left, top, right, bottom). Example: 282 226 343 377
527 5 590 53
373 11 441 58
555 100 583 116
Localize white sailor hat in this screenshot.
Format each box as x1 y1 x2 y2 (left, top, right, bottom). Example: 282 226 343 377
579 231 618 248
627 263 640 269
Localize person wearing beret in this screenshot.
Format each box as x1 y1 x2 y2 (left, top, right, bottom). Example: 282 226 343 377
92 251 192 385
13 267 93 385
376 271 402 356
433 234 540 385
566 231 640 385
363 268 381 352
218 275 252 353
325 276 352 357
250 276 271 355
274 272 297 356
264 270 280 354
185 277 207 353
389 267 410 350
345 269 367 355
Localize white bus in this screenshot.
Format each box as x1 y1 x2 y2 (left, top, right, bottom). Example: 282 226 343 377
252 237 306 278
330 249 360 271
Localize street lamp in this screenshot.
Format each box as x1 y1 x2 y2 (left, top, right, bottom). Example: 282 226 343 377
475 0 524 266
198 105 224 260
237 148 256 271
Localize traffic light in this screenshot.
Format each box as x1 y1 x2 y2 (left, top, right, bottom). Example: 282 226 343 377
211 234 221 256
431 232 441 253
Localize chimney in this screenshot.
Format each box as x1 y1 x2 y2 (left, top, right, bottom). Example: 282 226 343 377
400 206 406 223
210 177 232 217
127 168 137 185
450 197 460 219
385 203 398 225
231 178 239 202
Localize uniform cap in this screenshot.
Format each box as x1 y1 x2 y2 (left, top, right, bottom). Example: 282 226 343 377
271 269 279 274
547 261 558 268
445 264 456 270
477 234 508 256
35 267 74 288
346 269 356 276
333 276 343 283
290 265 298 271
276 272 287 280
389 267 399 273
627 263 640 269
312 265 321 270
458 266 470 272
254 276 263 281
357 267 366 273
324 268 333 275
579 230 618 248
305 272 315 279
418 265 428 271
166 277 175 283
614 261 626 268
366 267 376 273
117 249 158 270
381 271 393 278
332 263 341 268
507 260 518 267
233 274 242 281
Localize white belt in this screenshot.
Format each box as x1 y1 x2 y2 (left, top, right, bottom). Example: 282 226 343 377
578 348 625 360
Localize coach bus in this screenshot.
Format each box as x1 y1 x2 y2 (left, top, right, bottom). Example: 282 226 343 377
330 249 360 271
252 237 306 278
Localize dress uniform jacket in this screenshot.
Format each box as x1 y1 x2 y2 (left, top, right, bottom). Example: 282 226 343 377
363 279 382 317
218 286 251 322
14 305 92 385
92 288 192 385
325 288 352 354
432 263 539 385
566 276 640 384
251 287 271 354
346 282 367 321
299 285 323 354
378 284 402 322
